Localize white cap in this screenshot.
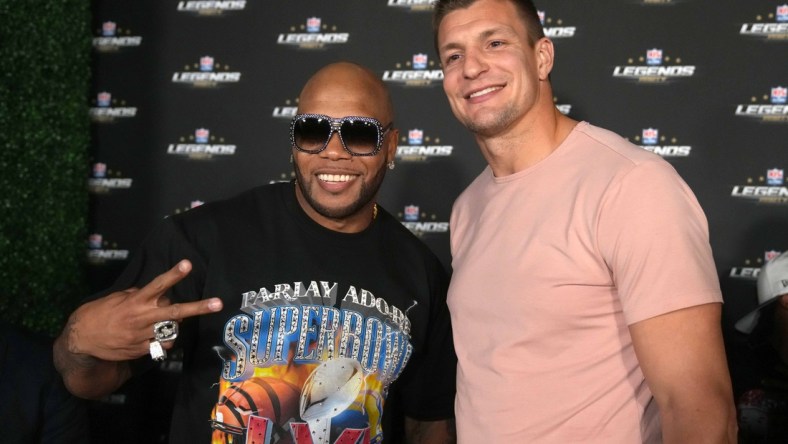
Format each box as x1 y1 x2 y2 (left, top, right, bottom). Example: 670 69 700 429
735 250 788 334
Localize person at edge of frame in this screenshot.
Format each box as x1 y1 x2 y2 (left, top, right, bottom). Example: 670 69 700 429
733 250 788 443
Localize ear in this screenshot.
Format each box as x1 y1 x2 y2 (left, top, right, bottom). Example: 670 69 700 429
385 128 399 163
534 37 555 81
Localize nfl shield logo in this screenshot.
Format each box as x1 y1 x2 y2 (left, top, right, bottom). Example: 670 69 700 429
646 48 663 66
200 56 214 72
642 128 659 145
102 21 116 37
404 205 420 222
766 168 784 186
195 128 210 143
771 86 787 104
92 162 107 178
409 129 424 145
88 234 103 250
306 17 321 32
777 4 788 22
765 250 782 262
413 53 428 70
538 10 546 25
97 92 111 107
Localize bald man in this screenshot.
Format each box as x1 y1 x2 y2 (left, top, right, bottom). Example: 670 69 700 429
54 62 457 443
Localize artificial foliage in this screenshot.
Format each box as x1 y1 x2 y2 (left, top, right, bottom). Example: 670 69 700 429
0 0 91 336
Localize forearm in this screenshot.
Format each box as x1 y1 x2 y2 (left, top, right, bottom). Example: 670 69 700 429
404 418 456 444
53 324 132 399
630 304 737 443
660 392 737 444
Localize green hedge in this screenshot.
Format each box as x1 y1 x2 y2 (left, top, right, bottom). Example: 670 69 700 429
0 0 91 336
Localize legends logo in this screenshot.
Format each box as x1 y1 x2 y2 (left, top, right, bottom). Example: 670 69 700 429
537 10 576 38
268 170 297 185
88 163 133 193
172 200 205 216
613 48 695 83
176 1 246 15
628 127 691 158
396 128 453 162
93 21 142 51
172 56 241 87
272 97 299 119
554 96 572 115
735 86 788 122
87 233 129 263
90 92 137 122
731 168 788 204
730 250 782 280
167 128 237 159
387 0 434 12
740 4 788 40
399 205 449 236
277 17 349 49
383 53 443 87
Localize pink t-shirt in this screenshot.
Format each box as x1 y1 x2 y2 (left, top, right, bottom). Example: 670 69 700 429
448 122 722 443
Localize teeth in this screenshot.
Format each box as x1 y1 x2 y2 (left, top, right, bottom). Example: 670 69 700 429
470 86 501 98
318 174 353 182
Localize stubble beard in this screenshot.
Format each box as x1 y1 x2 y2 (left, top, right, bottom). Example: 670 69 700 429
293 160 387 220
463 103 519 137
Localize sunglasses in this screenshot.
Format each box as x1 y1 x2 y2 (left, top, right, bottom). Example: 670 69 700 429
290 114 393 157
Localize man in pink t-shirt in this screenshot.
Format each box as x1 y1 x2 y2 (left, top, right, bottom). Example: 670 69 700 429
432 0 737 442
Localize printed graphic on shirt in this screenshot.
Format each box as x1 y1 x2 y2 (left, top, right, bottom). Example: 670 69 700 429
211 280 415 444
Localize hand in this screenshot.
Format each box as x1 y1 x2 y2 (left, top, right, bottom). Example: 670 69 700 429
65 259 223 362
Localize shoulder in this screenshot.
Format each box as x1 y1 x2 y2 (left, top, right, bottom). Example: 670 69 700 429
571 122 665 167
375 208 445 268
566 122 687 192
169 183 280 232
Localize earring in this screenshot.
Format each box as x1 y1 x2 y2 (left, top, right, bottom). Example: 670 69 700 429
387 160 395 170
290 154 293 163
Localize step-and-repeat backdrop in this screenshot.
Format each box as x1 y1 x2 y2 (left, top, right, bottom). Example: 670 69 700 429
87 0 787 440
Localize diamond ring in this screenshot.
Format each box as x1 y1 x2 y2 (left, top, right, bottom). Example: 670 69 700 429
149 340 166 361
153 320 178 342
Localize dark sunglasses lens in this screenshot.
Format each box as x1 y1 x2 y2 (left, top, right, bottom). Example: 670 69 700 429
341 120 379 155
294 118 331 152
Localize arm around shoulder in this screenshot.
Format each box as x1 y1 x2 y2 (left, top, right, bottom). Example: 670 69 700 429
629 303 737 443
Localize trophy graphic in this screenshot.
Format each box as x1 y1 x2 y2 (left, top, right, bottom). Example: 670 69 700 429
298 357 364 443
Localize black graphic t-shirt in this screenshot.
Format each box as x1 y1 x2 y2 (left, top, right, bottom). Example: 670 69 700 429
105 182 455 443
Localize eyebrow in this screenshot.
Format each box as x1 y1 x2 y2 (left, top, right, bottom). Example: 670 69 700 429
439 26 514 55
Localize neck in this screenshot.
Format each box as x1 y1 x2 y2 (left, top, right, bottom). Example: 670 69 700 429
478 107 578 177
293 181 377 233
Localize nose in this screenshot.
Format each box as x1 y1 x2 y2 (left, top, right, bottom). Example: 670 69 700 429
320 128 351 160
463 49 488 79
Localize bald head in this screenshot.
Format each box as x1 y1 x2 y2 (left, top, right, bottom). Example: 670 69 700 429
298 62 394 124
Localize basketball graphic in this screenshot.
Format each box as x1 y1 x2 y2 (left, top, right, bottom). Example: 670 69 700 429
211 376 300 439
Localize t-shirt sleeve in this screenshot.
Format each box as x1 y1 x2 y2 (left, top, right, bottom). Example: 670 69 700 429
597 160 722 325
99 216 207 304
391 258 457 421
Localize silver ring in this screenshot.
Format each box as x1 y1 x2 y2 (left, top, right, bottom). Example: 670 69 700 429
153 320 178 342
149 340 166 361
